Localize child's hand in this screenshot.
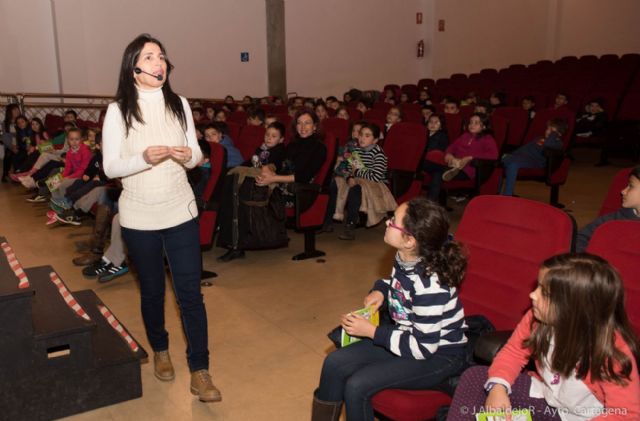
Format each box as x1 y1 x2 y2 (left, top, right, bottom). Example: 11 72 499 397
143 146 171 165
169 146 192 164
347 177 357 188
364 291 385 312
82 175 90 182
485 385 512 421
341 313 376 339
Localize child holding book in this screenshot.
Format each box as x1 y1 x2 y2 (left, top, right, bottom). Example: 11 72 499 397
312 197 468 421
448 253 640 420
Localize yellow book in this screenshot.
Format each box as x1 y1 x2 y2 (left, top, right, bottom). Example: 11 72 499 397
341 306 380 347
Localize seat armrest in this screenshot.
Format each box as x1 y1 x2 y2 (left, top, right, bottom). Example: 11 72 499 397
291 182 321 216
471 159 497 190
543 148 564 179
474 330 513 364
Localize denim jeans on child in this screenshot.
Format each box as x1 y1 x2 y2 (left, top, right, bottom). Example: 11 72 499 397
317 339 466 421
121 218 209 372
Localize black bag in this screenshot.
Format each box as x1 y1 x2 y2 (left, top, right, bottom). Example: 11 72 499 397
217 174 288 250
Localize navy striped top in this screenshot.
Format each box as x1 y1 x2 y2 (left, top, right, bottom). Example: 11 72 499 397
353 144 387 183
372 254 468 360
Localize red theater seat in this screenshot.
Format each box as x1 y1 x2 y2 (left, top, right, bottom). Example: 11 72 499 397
372 196 574 421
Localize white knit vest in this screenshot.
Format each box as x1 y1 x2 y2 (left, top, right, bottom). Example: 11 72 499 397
118 87 197 230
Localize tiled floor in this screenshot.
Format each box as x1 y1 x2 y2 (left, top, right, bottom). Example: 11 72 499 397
0 149 629 420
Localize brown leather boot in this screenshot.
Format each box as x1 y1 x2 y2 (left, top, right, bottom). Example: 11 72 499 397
72 253 102 267
311 390 342 421
190 369 222 402
154 350 175 381
90 204 111 254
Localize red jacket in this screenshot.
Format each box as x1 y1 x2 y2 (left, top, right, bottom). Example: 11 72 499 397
445 132 498 179
489 310 640 420
62 143 93 179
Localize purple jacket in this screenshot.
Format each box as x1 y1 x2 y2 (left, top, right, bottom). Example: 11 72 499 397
446 132 498 179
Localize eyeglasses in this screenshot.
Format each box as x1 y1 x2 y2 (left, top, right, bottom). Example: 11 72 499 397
386 216 413 236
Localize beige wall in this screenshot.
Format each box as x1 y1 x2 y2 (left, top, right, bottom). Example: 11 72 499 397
284 0 433 98
554 0 640 58
52 0 268 98
0 0 59 93
1 1 640 98
430 0 552 78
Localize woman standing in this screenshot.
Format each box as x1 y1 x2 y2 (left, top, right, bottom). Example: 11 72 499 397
103 34 220 403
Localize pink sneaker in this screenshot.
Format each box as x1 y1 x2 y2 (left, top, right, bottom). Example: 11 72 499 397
46 215 58 226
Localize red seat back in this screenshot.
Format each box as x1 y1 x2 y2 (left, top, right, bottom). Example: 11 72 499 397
444 113 464 142
456 196 574 330
227 111 247 126
587 220 640 334
236 125 266 161
490 113 508 151
225 121 241 144
599 168 632 216
383 122 427 172
493 106 529 147
321 117 350 146
199 142 227 247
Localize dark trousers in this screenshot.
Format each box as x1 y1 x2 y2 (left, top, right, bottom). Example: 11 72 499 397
33 160 64 182
317 339 466 421
66 179 104 203
448 366 561 420
423 161 469 201
122 218 209 372
2 149 14 178
324 178 363 226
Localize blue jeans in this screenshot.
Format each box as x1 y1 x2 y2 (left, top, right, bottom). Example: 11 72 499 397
121 218 209 372
500 157 521 196
317 339 466 421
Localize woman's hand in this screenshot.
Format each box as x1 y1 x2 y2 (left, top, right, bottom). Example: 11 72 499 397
364 291 384 313
256 166 276 186
341 313 376 339
143 146 171 165
485 385 512 420
169 146 192 165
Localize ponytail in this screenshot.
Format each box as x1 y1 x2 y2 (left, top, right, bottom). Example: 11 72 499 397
403 197 468 288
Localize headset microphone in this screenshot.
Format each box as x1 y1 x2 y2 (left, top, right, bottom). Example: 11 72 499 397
134 67 163 81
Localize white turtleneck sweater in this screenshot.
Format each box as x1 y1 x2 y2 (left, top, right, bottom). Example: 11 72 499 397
102 87 202 230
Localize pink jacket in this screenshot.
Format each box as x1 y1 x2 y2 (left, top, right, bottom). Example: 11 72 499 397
62 143 93 179
489 310 640 420
446 132 498 179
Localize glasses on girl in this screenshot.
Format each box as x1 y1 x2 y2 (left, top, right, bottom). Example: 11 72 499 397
386 216 413 236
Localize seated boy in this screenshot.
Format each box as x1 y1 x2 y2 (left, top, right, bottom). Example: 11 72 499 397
576 166 640 251
575 98 607 138
500 118 568 196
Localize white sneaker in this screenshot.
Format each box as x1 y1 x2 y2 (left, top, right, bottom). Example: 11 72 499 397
20 176 36 189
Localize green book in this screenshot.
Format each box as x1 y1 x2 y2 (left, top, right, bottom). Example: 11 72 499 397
475 409 532 421
37 141 54 154
45 171 64 193
340 306 379 347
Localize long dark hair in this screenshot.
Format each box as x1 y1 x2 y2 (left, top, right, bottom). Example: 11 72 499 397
525 253 640 384
3 104 20 133
402 197 467 288
115 34 185 136
468 112 492 137
291 108 321 140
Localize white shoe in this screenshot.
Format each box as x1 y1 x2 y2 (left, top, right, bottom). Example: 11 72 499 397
20 176 36 189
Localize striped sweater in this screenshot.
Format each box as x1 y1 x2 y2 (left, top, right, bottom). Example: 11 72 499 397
352 144 387 182
372 254 467 359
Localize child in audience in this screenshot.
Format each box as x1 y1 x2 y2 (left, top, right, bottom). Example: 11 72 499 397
313 197 468 421
444 98 460 114
325 96 340 111
335 107 350 120
28 128 91 204
422 114 449 165
575 98 607 138
553 92 569 110
421 105 436 125
205 105 216 122
204 122 243 168
417 88 432 107
264 114 278 127
17 122 75 187
12 115 32 173
315 103 329 121
214 109 227 122
246 121 287 172
448 253 640 421
500 118 568 196
522 95 536 120
424 113 498 202
385 106 402 134
383 88 396 104
489 92 506 108
399 92 410 104
461 91 478 106
356 100 371 116
2 103 20 182
576 166 640 252
323 122 396 240
192 106 204 123
474 100 493 116
246 107 266 126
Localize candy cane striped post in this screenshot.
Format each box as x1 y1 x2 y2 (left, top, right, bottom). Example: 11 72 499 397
1 242 30 289
98 304 140 353
49 272 91 321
